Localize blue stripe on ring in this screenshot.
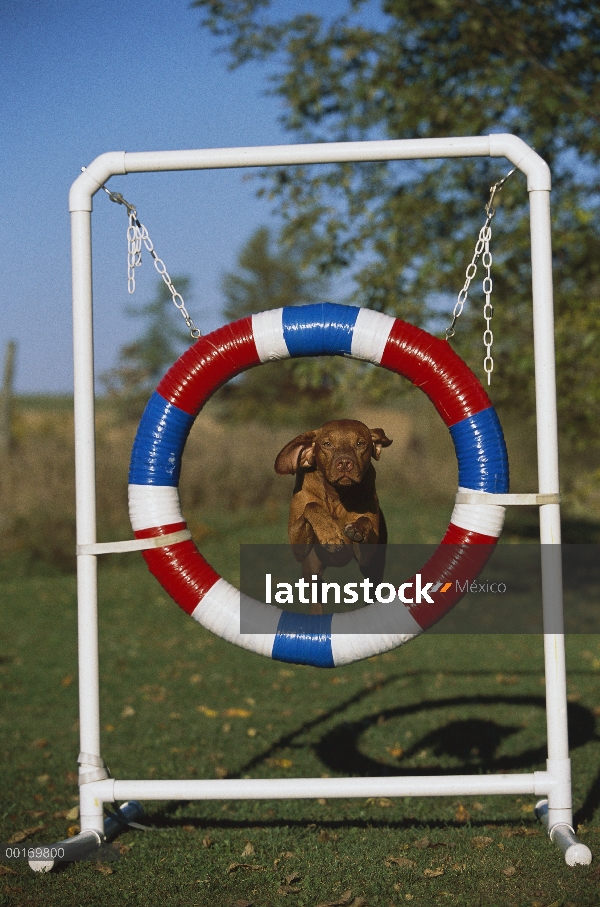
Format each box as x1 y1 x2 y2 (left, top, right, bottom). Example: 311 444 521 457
272 611 335 668
449 406 509 493
129 391 194 486
282 303 359 357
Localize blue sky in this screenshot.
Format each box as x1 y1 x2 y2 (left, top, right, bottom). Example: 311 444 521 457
0 0 339 393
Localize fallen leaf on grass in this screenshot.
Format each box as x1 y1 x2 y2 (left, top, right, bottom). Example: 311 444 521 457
93 861 113 875
455 804 470 823
267 758 293 769
500 827 540 838
413 837 447 850
7 825 44 844
197 705 218 718
226 863 265 873
53 805 79 820
278 872 302 896
317 830 338 842
385 856 416 868
315 892 367 907
67 825 80 837
386 745 404 759
0 866 17 876
241 842 255 857
423 867 445 878
113 842 132 855
471 836 493 849
502 866 517 876
202 836 214 848
224 708 252 718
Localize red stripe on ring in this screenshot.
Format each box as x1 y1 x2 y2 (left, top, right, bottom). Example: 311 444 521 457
134 522 188 539
142 542 220 616
157 317 260 415
380 319 492 426
405 523 497 629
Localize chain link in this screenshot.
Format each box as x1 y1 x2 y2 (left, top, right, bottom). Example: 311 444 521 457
445 167 515 384
103 188 201 340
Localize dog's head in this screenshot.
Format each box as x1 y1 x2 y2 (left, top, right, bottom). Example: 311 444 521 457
275 419 392 487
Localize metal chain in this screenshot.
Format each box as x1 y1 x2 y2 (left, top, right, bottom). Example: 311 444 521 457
103 188 201 340
445 167 515 383
482 229 494 384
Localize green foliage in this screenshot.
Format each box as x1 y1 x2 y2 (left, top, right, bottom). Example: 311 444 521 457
101 276 192 419
195 0 600 445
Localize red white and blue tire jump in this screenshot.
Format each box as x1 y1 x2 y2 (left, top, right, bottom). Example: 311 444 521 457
128 304 509 667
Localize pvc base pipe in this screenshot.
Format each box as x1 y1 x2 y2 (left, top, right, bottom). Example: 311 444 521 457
535 799 592 866
29 801 144 872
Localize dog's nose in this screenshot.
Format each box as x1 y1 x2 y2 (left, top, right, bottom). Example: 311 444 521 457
335 457 354 473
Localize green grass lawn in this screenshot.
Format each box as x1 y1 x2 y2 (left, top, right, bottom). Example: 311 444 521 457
2 506 600 906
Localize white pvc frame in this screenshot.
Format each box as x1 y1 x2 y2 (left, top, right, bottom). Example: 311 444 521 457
68 135 590 864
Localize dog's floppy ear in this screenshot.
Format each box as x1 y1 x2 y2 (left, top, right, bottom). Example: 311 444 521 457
275 431 318 474
370 428 392 461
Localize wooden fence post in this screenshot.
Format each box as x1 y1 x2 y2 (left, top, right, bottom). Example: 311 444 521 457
0 340 16 456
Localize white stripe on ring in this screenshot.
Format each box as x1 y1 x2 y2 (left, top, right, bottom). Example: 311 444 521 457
128 484 184 532
331 631 419 667
191 577 279 658
350 308 396 364
252 308 289 363
449 486 506 538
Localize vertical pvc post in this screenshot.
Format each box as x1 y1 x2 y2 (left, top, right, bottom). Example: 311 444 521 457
529 189 572 830
71 208 105 836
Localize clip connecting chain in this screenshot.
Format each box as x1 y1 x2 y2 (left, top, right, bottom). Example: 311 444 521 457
445 168 515 384
103 188 201 340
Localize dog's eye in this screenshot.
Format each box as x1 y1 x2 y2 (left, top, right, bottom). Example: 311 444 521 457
321 440 331 447
356 439 365 447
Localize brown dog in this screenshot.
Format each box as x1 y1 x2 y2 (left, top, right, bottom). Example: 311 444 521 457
275 419 392 614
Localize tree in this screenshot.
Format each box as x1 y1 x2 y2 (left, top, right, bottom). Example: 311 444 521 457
219 226 345 422
102 276 192 417
194 0 600 447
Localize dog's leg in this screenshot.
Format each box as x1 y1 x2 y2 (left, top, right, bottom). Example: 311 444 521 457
357 510 388 587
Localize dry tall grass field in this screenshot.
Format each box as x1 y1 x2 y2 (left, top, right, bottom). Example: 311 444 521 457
1 391 597 576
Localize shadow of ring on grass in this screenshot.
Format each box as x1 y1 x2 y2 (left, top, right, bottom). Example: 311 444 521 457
141 695 598 832
313 696 598 777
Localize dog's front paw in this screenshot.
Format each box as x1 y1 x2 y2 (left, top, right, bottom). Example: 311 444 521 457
344 517 374 543
313 528 347 553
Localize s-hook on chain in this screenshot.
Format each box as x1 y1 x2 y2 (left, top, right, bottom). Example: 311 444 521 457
445 167 515 385
102 187 201 340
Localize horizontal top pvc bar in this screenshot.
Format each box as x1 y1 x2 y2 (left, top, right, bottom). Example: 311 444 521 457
69 134 550 211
